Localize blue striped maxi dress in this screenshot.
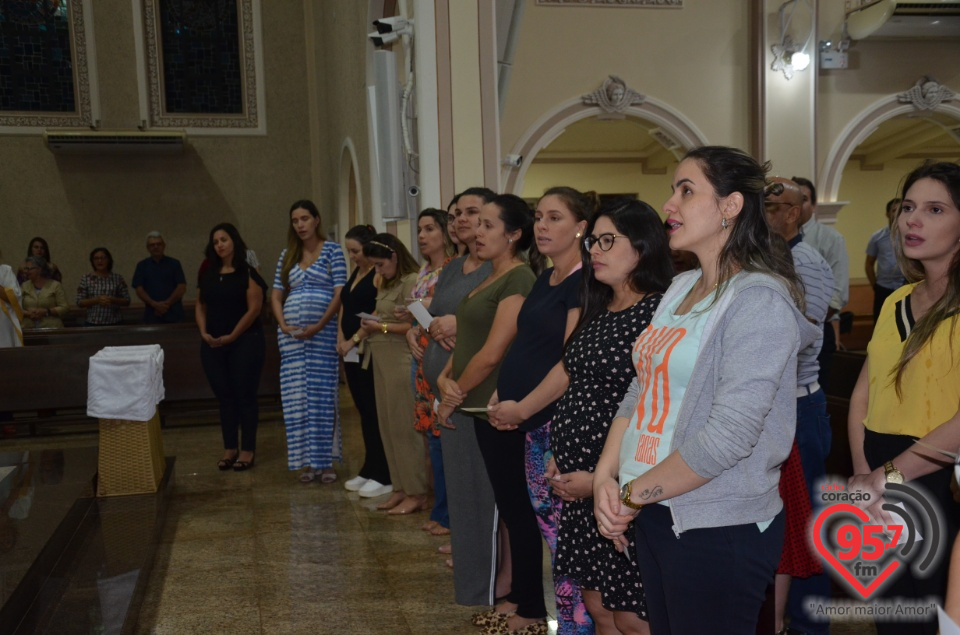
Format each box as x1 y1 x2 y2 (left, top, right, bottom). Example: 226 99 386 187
273 242 348 470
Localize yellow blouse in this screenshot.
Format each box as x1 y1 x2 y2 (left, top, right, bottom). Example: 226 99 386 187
864 283 960 437
21 279 69 330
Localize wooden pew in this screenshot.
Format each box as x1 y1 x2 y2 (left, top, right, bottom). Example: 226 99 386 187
824 350 867 479
1 323 280 430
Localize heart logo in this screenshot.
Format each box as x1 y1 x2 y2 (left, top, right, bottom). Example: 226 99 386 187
812 503 901 599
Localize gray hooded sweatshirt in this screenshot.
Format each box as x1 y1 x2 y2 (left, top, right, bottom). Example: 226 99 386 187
616 270 820 534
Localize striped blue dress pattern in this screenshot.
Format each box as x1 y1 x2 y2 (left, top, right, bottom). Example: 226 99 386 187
273 242 348 470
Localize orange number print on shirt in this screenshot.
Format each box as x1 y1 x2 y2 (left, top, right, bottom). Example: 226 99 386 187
632 324 687 465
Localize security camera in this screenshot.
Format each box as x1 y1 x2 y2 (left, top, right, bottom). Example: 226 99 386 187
407 185 420 197
373 17 413 35
502 154 523 168
369 31 400 46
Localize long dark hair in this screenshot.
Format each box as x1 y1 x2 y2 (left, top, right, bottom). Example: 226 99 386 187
363 233 419 289
538 186 598 226
280 199 325 289
26 237 51 262
685 146 804 310
205 223 250 273
574 198 674 337
418 208 456 263
890 161 960 396
488 194 545 275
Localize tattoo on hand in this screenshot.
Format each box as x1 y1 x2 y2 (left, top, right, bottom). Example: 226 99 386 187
638 485 663 501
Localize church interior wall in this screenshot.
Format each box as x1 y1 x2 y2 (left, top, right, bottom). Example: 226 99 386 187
1 0 315 301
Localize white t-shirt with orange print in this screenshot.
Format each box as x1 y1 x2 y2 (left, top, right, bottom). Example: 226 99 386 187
619 275 713 506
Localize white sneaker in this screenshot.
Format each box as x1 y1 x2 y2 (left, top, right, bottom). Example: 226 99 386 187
344 475 369 492
357 480 393 498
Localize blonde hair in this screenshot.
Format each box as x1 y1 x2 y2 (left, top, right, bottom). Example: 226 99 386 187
889 162 960 397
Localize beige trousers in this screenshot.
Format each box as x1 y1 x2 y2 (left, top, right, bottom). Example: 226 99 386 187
368 337 427 495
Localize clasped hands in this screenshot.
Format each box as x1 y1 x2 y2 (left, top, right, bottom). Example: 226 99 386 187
545 456 593 503
436 375 464 430
202 332 235 348
594 475 639 554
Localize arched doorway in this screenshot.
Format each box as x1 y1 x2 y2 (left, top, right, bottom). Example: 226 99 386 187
501 94 709 196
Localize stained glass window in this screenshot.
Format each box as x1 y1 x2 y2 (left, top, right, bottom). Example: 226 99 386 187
0 0 75 113
158 0 242 114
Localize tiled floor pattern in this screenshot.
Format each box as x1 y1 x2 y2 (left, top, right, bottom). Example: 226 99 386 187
2 392 882 634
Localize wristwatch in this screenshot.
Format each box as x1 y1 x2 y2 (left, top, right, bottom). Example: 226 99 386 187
352 333 361 344
884 461 904 484
380 322 389 335
619 480 644 511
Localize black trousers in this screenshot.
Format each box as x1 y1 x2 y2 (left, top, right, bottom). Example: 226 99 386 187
863 428 960 635
634 503 784 635
343 361 390 485
200 329 265 452
474 417 546 619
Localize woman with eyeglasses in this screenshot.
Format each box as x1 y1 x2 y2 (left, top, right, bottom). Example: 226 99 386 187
546 200 673 635
17 237 61 285
593 146 818 634
480 187 592 635
20 257 68 330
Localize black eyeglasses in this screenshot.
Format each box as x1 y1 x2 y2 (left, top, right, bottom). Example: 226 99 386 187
764 201 795 211
583 233 626 252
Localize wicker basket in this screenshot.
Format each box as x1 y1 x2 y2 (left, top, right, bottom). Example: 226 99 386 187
97 411 165 497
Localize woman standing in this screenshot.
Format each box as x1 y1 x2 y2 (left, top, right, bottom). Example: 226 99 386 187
338 225 392 498
197 223 267 471
484 187 592 635
549 200 673 635
272 200 348 483
437 194 541 635
847 162 960 635
17 238 61 285
360 233 424 514
405 209 456 534
20 257 68 330
422 188 499 602
76 248 131 326
593 146 817 634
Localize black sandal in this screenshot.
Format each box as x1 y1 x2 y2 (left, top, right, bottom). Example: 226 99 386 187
218 453 238 471
233 457 255 471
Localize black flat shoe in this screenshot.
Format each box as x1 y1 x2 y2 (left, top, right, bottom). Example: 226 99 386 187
233 458 255 471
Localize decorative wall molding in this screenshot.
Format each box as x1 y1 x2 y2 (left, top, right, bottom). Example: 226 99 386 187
502 92 707 194
820 78 960 202
0 0 97 130
141 0 265 133
536 0 682 7
581 75 645 119
897 76 956 112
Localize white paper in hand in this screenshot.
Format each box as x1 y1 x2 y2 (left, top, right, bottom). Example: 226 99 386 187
407 301 433 329
357 312 380 322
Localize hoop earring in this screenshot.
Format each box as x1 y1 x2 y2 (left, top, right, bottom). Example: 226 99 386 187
721 217 729 230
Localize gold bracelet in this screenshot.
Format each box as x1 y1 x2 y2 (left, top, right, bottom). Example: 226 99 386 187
380 322 389 335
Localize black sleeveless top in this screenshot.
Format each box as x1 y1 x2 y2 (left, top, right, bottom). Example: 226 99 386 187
340 267 377 340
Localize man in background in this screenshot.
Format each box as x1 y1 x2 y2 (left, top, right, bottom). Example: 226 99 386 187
132 231 186 324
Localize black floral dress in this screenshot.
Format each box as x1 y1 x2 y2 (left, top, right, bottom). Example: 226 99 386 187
552 294 661 616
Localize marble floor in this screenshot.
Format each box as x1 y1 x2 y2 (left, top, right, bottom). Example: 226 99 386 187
1 390 882 634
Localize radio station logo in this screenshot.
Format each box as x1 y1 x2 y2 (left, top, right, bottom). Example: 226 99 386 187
812 480 947 601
